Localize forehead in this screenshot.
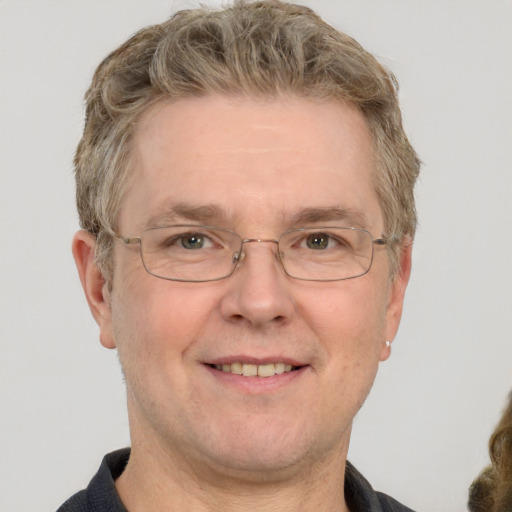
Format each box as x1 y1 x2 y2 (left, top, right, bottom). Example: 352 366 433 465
120 94 381 233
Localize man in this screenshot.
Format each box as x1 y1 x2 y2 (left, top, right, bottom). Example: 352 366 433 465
59 1 420 510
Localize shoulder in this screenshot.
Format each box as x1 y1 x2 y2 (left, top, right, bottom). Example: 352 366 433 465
345 460 415 512
375 491 416 512
56 490 88 512
55 449 130 512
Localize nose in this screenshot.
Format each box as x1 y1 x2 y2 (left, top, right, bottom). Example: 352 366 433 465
219 240 295 328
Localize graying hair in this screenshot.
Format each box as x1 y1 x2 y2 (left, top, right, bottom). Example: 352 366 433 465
75 0 420 282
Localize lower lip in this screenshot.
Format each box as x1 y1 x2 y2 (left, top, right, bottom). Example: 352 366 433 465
204 365 308 394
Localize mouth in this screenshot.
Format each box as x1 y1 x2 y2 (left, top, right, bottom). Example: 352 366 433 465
207 362 301 378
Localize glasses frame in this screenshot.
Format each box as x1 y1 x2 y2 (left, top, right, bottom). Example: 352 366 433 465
116 225 393 283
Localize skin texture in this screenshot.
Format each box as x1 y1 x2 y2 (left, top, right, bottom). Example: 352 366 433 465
73 95 411 512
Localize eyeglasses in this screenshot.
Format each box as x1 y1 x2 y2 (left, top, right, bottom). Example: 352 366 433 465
116 225 392 282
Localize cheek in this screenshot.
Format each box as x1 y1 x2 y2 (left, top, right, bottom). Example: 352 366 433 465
301 279 389 351
296 284 386 438
300 281 388 390
110 280 219 369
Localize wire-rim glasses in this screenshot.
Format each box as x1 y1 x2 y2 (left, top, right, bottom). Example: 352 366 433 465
116 225 392 282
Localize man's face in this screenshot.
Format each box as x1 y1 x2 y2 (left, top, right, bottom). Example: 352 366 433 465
91 95 409 478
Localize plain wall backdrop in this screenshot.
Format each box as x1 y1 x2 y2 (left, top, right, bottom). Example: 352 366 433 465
1 1 511 511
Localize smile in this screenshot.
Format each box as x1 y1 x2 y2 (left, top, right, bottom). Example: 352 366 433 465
212 362 297 378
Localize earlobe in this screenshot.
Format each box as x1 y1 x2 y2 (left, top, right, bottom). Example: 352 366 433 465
380 340 392 361
72 230 116 349
383 241 413 353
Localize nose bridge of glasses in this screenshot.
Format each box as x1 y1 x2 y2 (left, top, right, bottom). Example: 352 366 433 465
242 238 279 244
234 238 281 265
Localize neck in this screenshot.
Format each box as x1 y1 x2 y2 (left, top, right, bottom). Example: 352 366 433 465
115 432 350 512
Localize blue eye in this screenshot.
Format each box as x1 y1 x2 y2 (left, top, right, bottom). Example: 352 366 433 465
180 233 213 249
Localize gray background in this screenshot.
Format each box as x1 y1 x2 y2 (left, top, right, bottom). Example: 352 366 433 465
1 1 511 511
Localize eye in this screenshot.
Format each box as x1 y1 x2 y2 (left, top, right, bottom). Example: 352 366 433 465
179 233 213 250
304 232 335 250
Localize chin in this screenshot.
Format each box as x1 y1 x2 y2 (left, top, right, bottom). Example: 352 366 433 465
207 445 311 481
190 420 332 481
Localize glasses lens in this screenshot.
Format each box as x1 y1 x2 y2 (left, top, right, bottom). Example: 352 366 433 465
279 227 374 281
140 226 242 282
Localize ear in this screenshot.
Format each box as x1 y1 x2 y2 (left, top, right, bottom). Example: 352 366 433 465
72 230 116 349
380 241 413 361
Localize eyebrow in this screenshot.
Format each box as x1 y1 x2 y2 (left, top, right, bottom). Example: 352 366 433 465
144 204 369 230
145 203 228 228
289 207 369 229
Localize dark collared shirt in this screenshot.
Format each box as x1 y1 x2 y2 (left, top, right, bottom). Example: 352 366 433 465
57 448 415 512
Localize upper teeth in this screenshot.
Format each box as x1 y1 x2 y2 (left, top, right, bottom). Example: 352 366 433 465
215 362 294 377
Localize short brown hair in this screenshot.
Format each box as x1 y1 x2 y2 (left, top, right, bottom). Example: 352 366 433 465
75 0 420 281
